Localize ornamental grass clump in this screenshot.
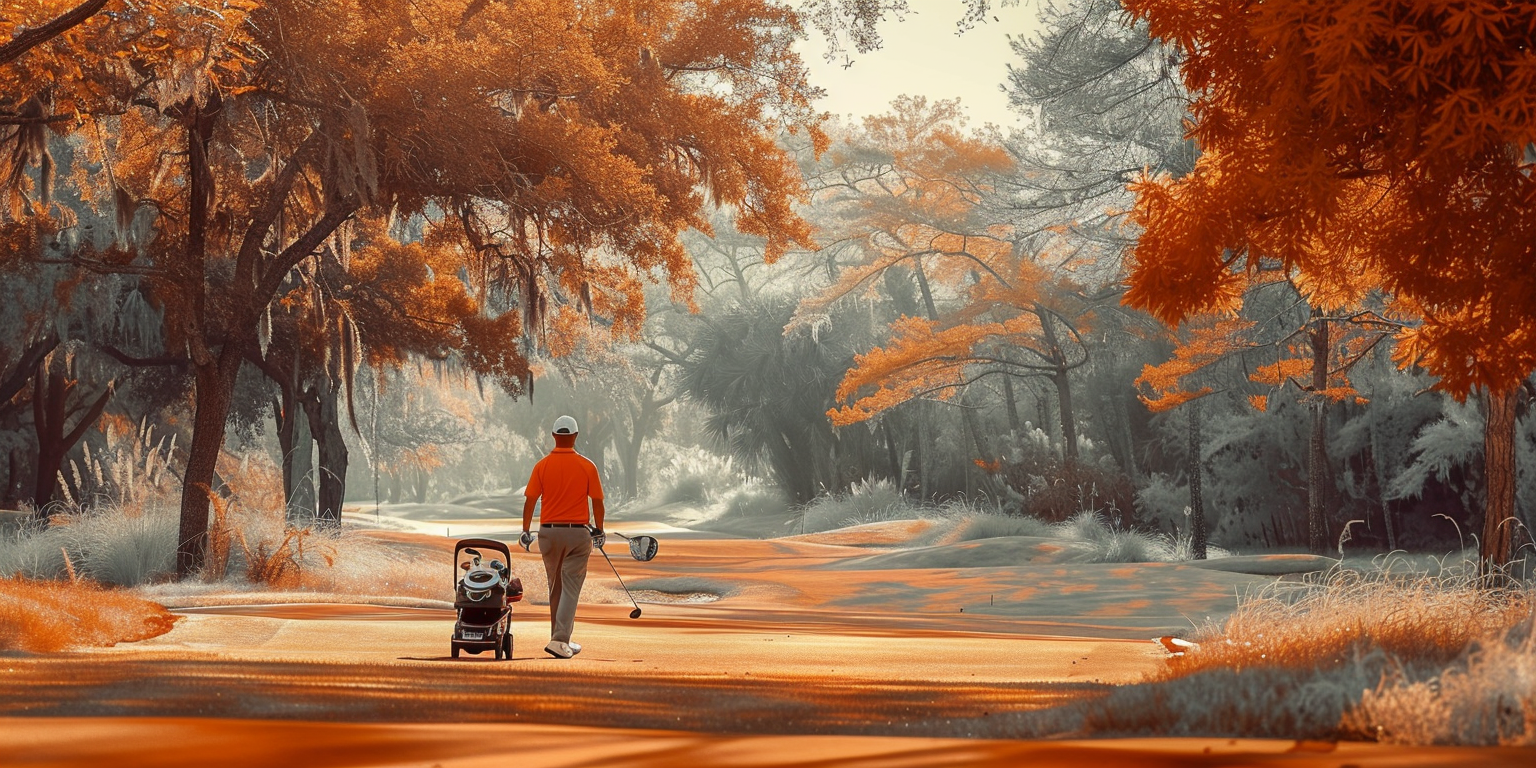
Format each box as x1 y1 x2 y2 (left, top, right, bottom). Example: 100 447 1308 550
1005 564 1535 744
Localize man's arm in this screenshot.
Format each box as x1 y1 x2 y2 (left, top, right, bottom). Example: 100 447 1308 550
591 498 605 531
522 496 537 532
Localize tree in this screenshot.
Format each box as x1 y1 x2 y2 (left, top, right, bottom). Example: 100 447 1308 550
802 98 1096 473
679 297 882 504
13 0 822 577
1122 0 1536 566
245 216 524 525
1003 0 1193 262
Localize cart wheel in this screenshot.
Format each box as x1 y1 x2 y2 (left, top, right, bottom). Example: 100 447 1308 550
502 633 512 660
452 645 460 659
494 641 503 661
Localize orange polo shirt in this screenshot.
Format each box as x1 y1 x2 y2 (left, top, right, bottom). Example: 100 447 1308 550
525 448 604 524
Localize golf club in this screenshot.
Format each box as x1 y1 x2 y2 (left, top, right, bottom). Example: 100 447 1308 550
597 545 643 619
611 531 660 561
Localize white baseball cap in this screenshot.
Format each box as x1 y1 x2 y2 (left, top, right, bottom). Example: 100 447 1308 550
552 415 579 435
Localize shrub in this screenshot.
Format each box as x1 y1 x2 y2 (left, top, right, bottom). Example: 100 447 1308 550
76 507 178 586
651 447 740 506
950 510 1056 541
0 501 178 586
720 482 788 519
797 478 913 532
986 430 1137 524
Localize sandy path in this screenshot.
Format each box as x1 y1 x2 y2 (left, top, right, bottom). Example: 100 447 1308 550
14 524 1487 765
3 718 1527 768
144 603 1159 683
0 601 1150 733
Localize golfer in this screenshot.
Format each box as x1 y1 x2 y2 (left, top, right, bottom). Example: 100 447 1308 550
519 415 606 659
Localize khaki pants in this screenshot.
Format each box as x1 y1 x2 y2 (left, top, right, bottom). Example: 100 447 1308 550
539 526 592 643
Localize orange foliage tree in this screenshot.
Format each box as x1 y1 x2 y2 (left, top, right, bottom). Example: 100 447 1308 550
1122 0 1536 565
801 97 1101 473
244 217 522 526
7 0 820 577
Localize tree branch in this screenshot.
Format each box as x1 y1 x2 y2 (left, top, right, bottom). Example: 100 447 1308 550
0 333 58 404
61 383 113 449
100 344 189 368
0 0 109 66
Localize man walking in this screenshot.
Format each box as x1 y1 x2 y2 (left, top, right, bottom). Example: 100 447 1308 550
520 415 606 659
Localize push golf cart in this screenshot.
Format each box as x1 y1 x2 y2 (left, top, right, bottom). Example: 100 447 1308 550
451 538 523 660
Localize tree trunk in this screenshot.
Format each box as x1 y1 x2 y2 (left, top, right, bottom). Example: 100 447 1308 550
413 465 429 504
1188 399 1207 560
1036 304 1079 466
1368 424 1397 552
913 259 939 321
5 449 22 506
916 405 930 501
1002 376 1022 434
176 349 242 578
276 387 316 525
1307 308 1330 555
304 382 348 528
881 418 901 483
29 355 112 515
173 95 223 580
31 358 68 511
959 392 993 498
1480 387 1518 570
1118 390 1140 478
1052 366 1078 466
619 435 642 500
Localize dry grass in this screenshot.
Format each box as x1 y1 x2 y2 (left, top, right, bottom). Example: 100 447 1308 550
0 576 178 653
1170 565 1528 677
1002 564 1535 745
295 530 453 602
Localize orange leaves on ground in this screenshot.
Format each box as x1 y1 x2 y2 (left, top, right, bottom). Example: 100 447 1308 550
0 576 178 653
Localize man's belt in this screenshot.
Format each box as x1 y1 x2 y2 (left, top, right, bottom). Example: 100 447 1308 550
540 523 588 528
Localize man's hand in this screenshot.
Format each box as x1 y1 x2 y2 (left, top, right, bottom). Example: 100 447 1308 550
518 530 535 552
590 527 606 550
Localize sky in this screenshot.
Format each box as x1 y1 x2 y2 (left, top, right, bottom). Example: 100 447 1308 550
796 0 1045 130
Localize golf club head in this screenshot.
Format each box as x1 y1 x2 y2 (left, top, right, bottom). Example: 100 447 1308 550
629 607 642 619
627 535 659 562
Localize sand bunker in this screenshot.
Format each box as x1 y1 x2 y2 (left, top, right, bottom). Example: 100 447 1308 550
825 536 1063 569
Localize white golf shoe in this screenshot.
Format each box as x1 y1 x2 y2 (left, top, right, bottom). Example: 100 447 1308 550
545 640 582 659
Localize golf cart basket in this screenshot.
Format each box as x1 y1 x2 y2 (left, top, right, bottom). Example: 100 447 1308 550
451 538 523 660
